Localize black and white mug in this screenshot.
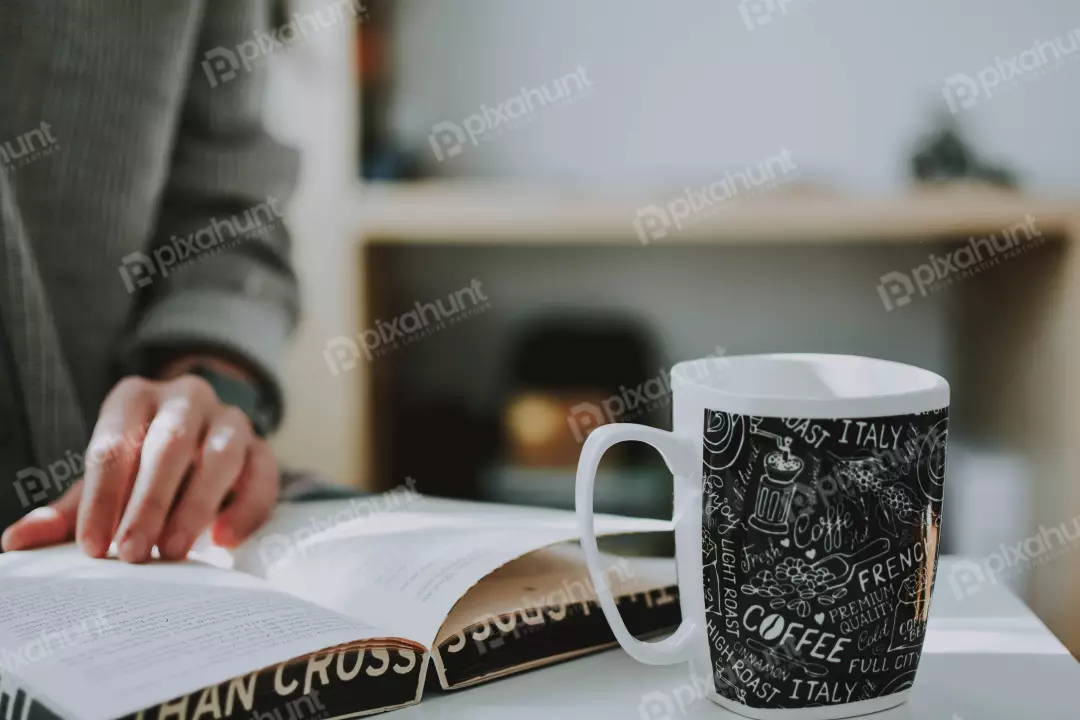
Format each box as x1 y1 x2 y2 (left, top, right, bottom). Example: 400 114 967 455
576 354 949 719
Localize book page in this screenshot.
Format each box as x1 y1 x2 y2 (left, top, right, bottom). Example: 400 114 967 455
435 545 678 647
0 546 395 720
231 496 672 648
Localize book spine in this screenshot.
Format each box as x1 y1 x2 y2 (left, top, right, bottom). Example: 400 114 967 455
115 648 426 720
436 585 682 688
0 669 66 720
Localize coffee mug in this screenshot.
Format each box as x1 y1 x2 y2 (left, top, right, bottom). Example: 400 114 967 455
576 354 949 719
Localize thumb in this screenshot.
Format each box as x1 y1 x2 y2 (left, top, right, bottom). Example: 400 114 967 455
2 481 83 551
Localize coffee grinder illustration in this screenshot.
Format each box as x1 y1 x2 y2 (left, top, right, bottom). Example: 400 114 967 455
748 420 805 535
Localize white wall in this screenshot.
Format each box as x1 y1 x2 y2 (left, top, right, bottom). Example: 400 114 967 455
391 0 1080 191
265 1 362 487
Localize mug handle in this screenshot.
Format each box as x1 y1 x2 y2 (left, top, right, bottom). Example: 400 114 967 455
575 423 698 665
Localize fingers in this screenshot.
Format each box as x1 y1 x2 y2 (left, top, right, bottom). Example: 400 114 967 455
211 440 279 548
76 377 156 558
71 372 280 563
113 376 216 563
159 408 253 560
1 481 83 551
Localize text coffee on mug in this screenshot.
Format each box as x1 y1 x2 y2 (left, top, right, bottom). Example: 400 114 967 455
576 354 948 720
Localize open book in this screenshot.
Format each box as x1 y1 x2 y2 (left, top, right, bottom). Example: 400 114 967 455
0 495 678 720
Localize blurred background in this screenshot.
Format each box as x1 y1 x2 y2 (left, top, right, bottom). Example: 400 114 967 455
263 0 1080 654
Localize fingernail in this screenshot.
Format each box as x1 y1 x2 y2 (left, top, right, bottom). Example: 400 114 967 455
163 534 189 560
27 506 60 521
119 535 148 563
80 535 107 558
1 526 18 551
211 522 236 548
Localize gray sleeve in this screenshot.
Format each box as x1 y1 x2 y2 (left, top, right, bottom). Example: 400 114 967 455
121 0 301 431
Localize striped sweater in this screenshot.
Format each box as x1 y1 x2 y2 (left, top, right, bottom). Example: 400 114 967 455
0 0 301 531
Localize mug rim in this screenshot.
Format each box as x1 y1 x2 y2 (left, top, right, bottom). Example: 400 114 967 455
671 353 949 419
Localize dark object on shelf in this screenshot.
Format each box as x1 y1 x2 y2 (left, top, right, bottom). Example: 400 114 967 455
390 400 500 500
510 314 658 396
358 0 423 180
502 313 664 468
910 111 1017 188
492 313 673 540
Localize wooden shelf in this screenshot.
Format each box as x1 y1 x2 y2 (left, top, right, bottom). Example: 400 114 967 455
350 181 1080 243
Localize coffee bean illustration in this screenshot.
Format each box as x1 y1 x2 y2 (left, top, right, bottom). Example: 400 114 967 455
760 613 785 641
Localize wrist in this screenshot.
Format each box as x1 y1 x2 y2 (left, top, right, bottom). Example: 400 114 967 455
154 354 274 437
156 354 255 384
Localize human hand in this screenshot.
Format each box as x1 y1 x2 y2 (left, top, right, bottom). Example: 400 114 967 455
1 364 279 562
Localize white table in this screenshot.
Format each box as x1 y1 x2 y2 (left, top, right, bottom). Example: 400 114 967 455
398 558 1080 719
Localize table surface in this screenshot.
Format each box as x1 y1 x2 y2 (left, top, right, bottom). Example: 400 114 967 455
397 557 1080 719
